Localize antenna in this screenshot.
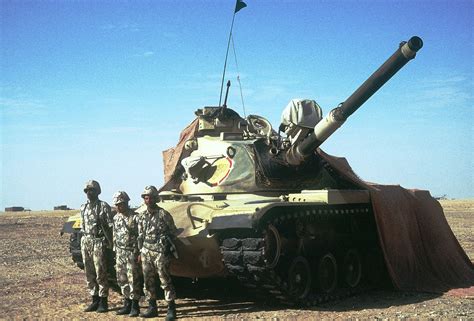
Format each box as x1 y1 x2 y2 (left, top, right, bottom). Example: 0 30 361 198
218 0 247 106
223 80 231 109
231 35 246 117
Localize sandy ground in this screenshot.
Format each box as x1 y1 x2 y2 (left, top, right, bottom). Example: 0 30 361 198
0 199 473 320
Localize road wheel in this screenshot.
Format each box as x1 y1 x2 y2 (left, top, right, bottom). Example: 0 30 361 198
288 256 312 299
316 253 338 293
342 249 362 288
263 224 281 268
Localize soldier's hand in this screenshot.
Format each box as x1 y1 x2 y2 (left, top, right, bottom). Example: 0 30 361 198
136 255 141 264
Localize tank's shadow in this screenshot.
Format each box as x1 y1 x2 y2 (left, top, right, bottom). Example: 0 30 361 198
173 277 443 317
313 290 442 313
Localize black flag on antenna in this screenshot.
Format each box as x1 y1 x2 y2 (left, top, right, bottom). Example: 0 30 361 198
235 0 247 13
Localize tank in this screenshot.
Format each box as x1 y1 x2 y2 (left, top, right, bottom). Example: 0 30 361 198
62 36 423 305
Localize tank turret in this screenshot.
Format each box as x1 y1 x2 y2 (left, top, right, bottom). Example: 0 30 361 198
285 36 423 165
177 37 423 195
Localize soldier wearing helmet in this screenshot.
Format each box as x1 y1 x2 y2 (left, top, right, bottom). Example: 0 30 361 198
112 191 142 317
80 180 113 313
137 185 179 320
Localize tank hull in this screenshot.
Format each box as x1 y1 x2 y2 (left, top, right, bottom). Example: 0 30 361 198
62 189 385 304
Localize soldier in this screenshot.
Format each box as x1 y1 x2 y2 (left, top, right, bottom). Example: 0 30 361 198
137 185 178 320
80 180 113 313
112 191 141 317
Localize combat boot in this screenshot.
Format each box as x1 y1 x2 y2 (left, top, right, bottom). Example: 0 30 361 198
84 295 100 312
140 300 157 318
96 296 108 313
165 301 177 321
116 298 131 315
129 299 140 317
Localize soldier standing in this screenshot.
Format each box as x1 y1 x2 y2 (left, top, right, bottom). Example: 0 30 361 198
80 180 113 313
138 185 178 320
112 191 141 317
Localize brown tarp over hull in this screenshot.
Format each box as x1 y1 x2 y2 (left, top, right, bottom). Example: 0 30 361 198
160 118 199 192
318 150 474 292
161 118 474 293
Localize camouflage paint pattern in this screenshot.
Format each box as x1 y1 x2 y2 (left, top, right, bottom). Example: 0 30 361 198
113 209 139 251
80 200 112 239
115 247 142 300
112 191 130 205
80 199 112 297
138 207 177 302
83 180 102 194
141 247 176 301
81 235 109 297
113 208 141 300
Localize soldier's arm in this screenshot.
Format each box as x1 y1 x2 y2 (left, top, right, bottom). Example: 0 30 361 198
131 212 141 255
163 209 178 237
102 202 113 228
80 204 86 232
99 202 113 248
136 213 143 235
132 211 140 235
111 216 117 251
136 213 144 250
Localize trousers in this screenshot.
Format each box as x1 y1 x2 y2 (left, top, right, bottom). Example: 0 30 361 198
81 235 109 297
115 247 142 300
141 247 176 302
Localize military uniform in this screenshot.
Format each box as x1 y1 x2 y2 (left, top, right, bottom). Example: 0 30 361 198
137 185 178 320
81 200 111 297
80 198 112 299
111 190 141 316
113 208 141 301
138 206 178 302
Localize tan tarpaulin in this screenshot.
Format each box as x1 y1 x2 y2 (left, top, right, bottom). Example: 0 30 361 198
161 118 474 293
159 118 199 192
318 150 474 293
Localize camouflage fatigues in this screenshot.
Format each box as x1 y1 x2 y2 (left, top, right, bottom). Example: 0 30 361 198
138 207 178 302
80 199 112 297
113 208 142 300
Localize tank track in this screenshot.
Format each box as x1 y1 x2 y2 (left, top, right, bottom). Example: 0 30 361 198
69 232 84 269
220 204 385 306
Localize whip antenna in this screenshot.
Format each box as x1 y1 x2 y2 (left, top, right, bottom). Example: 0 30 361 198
231 35 246 117
218 0 247 106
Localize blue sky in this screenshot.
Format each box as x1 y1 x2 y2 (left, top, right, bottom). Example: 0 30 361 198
1 0 472 210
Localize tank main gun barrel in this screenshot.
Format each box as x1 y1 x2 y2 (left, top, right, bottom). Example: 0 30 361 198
286 36 423 165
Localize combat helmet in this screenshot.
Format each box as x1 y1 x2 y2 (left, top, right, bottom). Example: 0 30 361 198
83 180 101 194
141 185 159 199
112 191 130 205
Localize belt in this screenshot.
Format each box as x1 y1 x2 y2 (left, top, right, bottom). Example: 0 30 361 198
142 243 164 253
115 244 137 251
82 233 105 241
115 240 137 250
144 235 167 243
